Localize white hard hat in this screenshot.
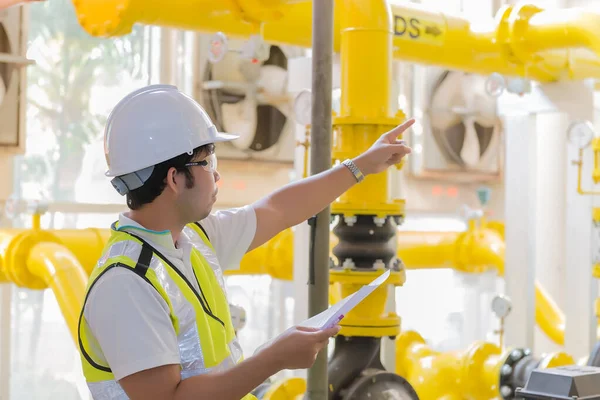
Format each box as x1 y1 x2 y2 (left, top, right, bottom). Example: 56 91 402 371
103 84 238 195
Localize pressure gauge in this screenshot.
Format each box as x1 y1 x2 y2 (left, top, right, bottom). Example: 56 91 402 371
567 120 595 149
208 32 228 64
485 73 505 98
294 89 312 125
491 294 512 319
241 35 271 63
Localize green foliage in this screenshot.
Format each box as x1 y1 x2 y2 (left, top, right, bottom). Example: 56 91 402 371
22 0 147 200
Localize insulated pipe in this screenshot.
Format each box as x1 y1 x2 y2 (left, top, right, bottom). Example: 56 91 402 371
70 1 600 82
306 0 333 398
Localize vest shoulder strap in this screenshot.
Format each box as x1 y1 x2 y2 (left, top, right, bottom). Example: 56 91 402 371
188 222 215 251
78 242 157 375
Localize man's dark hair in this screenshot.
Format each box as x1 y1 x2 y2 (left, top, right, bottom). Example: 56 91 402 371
126 143 215 210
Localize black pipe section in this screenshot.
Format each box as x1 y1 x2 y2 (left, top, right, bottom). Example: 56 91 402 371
332 215 397 269
327 336 384 400
510 356 539 392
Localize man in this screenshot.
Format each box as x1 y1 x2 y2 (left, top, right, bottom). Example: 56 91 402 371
78 84 413 400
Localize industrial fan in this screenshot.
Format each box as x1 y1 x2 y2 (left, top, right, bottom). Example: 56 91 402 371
0 19 11 115
0 7 22 149
427 70 502 170
201 43 290 154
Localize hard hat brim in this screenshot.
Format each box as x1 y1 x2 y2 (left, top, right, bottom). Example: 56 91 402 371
104 130 240 178
212 131 240 143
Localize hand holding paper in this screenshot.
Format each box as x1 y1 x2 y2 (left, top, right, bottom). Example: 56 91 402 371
298 269 391 330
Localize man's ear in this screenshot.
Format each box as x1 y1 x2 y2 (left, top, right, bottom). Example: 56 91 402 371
165 167 180 194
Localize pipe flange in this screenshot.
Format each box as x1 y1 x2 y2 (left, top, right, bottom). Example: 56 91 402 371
3 230 58 289
498 348 531 399
461 341 505 398
506 4 544 65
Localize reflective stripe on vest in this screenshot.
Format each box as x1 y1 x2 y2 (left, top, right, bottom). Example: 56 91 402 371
78 222 257 400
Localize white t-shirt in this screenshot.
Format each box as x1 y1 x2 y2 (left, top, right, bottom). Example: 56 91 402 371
83 205 257 381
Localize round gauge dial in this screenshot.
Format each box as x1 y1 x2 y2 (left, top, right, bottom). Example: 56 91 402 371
567 120 595 149
491 294 512 318
208 32 228 64
485 73 505 98
294 89 312 126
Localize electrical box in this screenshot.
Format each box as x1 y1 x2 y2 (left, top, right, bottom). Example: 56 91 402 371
516 365 600 400
0 5 29 154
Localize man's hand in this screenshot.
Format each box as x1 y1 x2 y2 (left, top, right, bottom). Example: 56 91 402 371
353 118 415 176
256 325 341 370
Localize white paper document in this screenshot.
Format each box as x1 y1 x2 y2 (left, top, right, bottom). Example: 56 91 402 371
299 269 391 330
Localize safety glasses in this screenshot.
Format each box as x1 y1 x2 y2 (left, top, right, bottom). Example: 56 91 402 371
185 153 218 173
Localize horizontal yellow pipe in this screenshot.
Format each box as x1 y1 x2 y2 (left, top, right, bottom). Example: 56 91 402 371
235 224 583 346
71 1 600 82
396 330 506 400
0 224 586 346
26 242 88 344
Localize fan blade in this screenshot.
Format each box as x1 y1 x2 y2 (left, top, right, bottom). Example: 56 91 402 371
258 65 288 98
222 95 258 150
461 116 481 167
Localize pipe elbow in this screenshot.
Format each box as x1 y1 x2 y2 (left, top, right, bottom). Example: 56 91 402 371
454 228 505 275
26 242 84 285
340 0 392 31
2 230 62 289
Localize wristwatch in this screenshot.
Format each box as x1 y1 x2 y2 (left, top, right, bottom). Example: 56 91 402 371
342 159 365 183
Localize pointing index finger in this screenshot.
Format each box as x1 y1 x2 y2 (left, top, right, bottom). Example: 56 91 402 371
384 118 416 141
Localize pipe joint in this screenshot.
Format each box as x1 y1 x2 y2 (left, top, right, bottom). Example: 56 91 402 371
396 330 508 399
2 230 59 289
497 4 545 66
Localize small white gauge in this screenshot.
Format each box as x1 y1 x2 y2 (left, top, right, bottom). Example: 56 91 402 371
229 303 247 332
208 32 228 64
491 294 512 319
485 73 505 98
241 35 271 63
294 89 312 126
567 120 595 149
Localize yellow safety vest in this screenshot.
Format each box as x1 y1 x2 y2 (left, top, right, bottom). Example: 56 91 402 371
77 221 257 400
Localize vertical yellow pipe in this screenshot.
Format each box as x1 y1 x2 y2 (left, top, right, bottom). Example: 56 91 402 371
332 0 404 217
26 242 88 344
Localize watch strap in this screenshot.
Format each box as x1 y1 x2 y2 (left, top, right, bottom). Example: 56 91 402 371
342 159 365 183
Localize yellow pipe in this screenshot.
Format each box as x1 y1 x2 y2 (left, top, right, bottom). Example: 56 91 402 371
233 223 578 346
395 330 574 400
0 228 109 284
71 1 600 82
396 330 508 400
535 282 565 346
0 224 579 345
26 242 88 343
